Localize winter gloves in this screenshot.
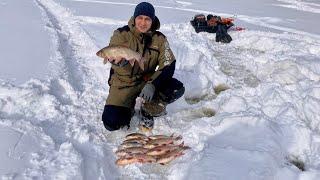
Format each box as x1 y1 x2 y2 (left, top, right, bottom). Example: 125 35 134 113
110 58 156 102
139 83 155 101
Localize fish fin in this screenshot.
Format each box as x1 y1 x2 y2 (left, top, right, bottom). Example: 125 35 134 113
137 57 145 70
114 57 122 63
138 62 144 71
141 56 146 64
179 142 184 147
128 59 135 66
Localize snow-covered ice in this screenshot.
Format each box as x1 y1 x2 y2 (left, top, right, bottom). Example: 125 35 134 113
1 0 320 179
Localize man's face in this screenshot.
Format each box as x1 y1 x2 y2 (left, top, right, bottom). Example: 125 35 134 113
207 18 217 27
135 15 152 33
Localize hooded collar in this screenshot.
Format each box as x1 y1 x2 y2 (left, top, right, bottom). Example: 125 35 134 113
128 16 160 40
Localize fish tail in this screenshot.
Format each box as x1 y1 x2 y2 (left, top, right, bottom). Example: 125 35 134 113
103 58 108 64
179 141 184 147
128 59 135 66
96 50 102 57
141 56 146 63
183 146 191 150
175 135 182 140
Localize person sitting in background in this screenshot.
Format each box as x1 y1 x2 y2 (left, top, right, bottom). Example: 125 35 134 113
206 14 233 43
206 14 234 33
190 14 233 43
190 14 208 33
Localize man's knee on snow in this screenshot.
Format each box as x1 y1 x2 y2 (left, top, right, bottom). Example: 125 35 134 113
102 105 132 131
158 78 185 104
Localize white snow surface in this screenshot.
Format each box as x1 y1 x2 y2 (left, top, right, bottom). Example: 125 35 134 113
1 0 320 179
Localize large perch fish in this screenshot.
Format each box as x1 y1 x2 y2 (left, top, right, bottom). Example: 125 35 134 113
96 46 145 70
146 142 185 156
116 154 156 166
146 135 182 146
125 132 148 141
156 146 190 165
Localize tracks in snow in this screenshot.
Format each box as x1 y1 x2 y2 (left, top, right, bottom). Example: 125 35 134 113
0 0 118 179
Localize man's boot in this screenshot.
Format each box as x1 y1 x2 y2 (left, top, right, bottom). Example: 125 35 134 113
138 109 154 132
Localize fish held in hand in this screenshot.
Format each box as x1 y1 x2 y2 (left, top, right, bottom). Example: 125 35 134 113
96 46 145 70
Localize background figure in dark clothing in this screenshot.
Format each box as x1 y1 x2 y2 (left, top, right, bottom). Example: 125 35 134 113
206 14 234 33
190 14 233 43
206 14 233 43
190 14 207 33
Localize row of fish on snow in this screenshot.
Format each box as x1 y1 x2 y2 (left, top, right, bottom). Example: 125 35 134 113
96 45 190 166
115 133 190 166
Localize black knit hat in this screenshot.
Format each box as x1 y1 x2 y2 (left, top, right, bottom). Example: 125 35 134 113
207 14 214 20
134 2 155 20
